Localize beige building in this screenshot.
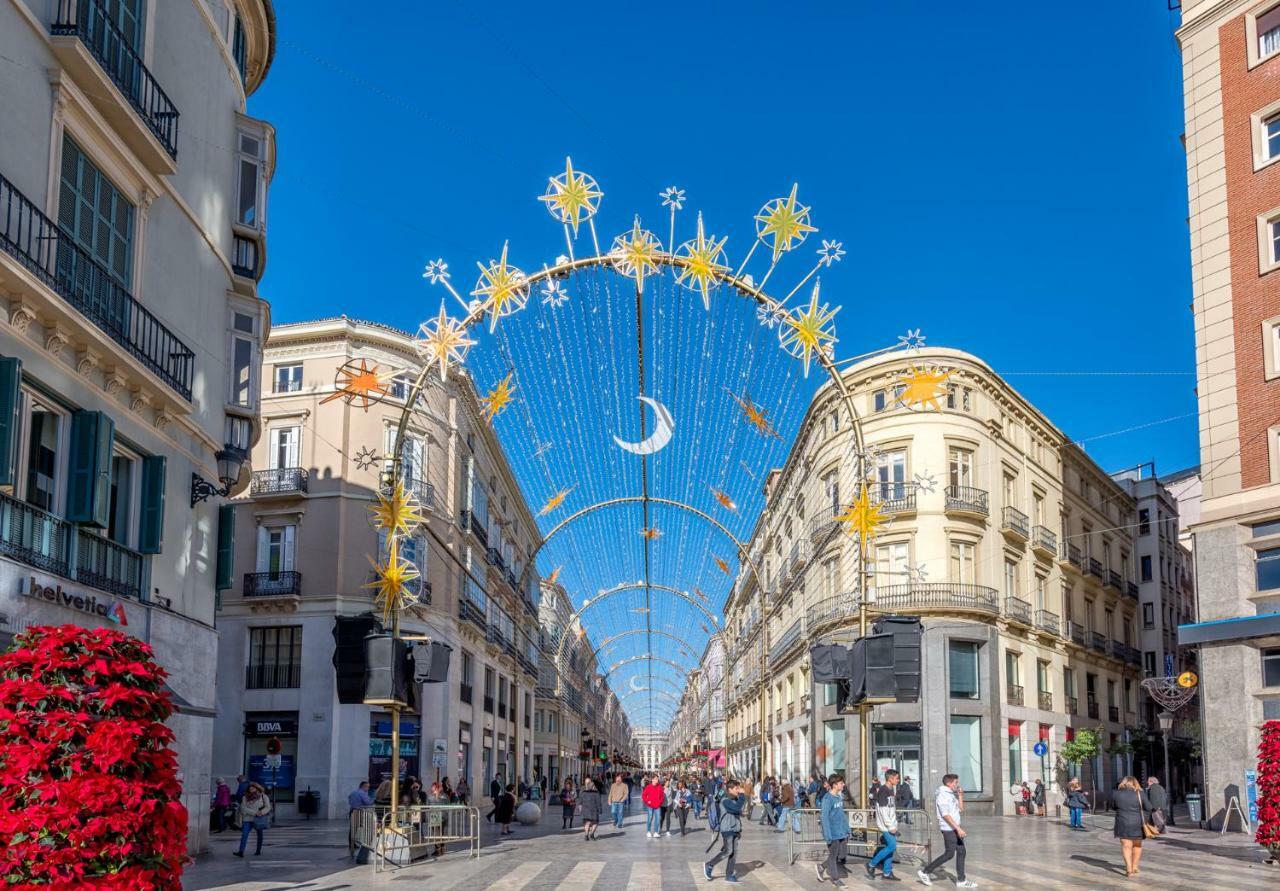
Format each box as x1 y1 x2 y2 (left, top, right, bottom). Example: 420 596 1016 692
1174 0 1280 829
0 0 275 853
721 348 1144 815
665 634 727 768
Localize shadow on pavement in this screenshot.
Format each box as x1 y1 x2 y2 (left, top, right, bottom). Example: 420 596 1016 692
1069 854 1129 878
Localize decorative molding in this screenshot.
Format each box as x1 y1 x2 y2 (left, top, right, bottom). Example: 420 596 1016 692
103 369 129 396
154 408 173 431
75 347 101 376
9 301 37 333
44 324 70 357
129 388 151 414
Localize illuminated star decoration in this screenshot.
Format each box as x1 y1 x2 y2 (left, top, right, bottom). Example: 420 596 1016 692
709 486 738 513
907 562 929 584
898 328 926 352
897 365 953 411
913 470 938 494
713 555 730 575
727 389 782 440
837 484 887 550
365 537 421 622
480 372 517 421
779 279 839 378
660 186 686 210
754 183 817 262
369 480 427 539
817 239 846 267
416 303 476 381
541 279 570 308
546 566 563 586
756 303 787 329
354 446 379 472
694 587 709 603
675 213 730 311
538 157 603 235
472 241 529 332
609 217 663 293
321 358 395 410
640 526 662 541
538 485 575 517
422 258 450 284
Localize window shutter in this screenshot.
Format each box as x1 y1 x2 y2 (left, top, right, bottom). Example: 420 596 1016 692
138 455 166 554
215 504 235 590
0 357 21 487
66 411 114 527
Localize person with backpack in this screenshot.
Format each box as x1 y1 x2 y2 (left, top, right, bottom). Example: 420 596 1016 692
816 773 850 885
642 774 665 838
703 779 746 884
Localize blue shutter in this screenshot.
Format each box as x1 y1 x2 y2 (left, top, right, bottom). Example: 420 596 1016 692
66 411 114 527
138 455 166 554
0 357 20 487
215 504 235 591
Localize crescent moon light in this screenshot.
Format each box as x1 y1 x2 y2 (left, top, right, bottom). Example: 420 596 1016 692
629 676 648 693
613 396 674 455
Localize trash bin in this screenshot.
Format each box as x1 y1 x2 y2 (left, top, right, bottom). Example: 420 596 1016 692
298 789 320 819
1186 794 1202 824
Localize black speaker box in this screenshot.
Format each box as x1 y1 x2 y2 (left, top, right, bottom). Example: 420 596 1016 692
411 640 452 684
363 634 413 707
333 614 384 704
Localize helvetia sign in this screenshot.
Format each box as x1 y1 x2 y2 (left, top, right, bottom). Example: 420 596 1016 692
19 576 128 625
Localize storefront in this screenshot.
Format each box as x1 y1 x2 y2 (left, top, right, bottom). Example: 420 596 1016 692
369 713 420 785
244 712 298 804
873 722 922 794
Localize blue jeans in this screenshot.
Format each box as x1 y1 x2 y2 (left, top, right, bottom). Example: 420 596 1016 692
237 820 263 855
1069 807 1083 828
646 807 662 833
611 802 625 828
776 806 791 831
868 831 897 876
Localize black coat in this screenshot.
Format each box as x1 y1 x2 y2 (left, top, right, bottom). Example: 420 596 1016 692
494 792 516 823
1146 782 1168 812
1112 788 1151 840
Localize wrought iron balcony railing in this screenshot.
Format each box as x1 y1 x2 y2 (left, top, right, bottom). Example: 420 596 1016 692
245 663 300 690
1109 705 1120 723
1107 570 1123 591
1068 696 1078 715
1061 543 1083 569
1035 609 1059 635
1088 558 1104 580
1069 621 1086 645
0 174 194 399
1126 580 1139 599
1005 596 1032 625
768 617 803 664
808 512 839 544
75 529 142 600
1090 631 1107 653
1006 684 1024 706
945 485 989 516
244 570 302 598
875 582 1000 616
1038 690 1053 711
871 481 918 514
251 468 308 496
1002 506 1030 539
52 0 180 158
0 491 70 577
1088 699 1099 719
1031 525 1057 554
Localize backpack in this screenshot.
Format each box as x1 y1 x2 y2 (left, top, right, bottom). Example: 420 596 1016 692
707 793 723 832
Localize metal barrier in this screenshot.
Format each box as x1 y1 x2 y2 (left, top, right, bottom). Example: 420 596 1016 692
352 805 480 871
787 808 932 867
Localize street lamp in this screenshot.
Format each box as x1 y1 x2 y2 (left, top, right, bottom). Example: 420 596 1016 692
191 447 246 506
1158 711 1175 826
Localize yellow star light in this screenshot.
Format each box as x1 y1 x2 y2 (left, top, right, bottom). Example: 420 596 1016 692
610 216 663 293
320 357 396 410
897 365 953 411
754 183 817 262
369 480 427 538
472 241 529 332
675 213 729 311
836 483 887 548
538 157 603 235
640 526 662 540
713 555 731 575
538 485 575 517
480 372 517 420
364 539 421 622
779 279 839 378
709 486 739 513
415 303 476 381
727 389 782 440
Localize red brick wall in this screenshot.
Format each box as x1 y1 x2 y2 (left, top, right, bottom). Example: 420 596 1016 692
1221 13 1280 488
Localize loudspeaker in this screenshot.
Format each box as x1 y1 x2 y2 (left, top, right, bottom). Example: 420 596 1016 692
873 615 922 703
842 638 867 712
863 633 897 699
363 634 413 707
411 640 452 684
333 614 384 704
810 644 853 683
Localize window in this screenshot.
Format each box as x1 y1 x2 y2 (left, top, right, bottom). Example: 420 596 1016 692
23 397 63 512
1264 648 1280 687
823 719 846 772
229 310 258 408
1144 651 1156 677
257 525 295 573
58 135 134 287
876 449 907 500
1084 599 1094 633
1143 602 1154 628
1037 660 1050 696
1063 668 1076 702
268 426 300 470
873 390 887 412
1138 509 1150 536
875 541 908 582
1004 559 1019 599
460 650 474 703
948 447 973 488
1270 116 1280 161
247 626 301 689
236 133 266 229
821 470 839 516
106 450 138 547
950 540 976 584
1008 720 1023 785
1141 555 1153 582
1003 473 1017 509
484 667 495 713
226 415 253 454
949 716 982 792
1034 575 1047 612
274 364 302 393
1259 5 1280 60
1005 650 1022 687
1258 547 1280 591
949 641 980 700
232 13 247 83
1032 492 1045 527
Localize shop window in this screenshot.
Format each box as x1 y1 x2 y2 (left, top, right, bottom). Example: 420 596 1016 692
949 640 980 700
950 715 982 792
244 712 298 802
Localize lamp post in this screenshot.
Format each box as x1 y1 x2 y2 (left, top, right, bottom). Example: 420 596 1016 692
1158 711 1175 826
190 447 246 506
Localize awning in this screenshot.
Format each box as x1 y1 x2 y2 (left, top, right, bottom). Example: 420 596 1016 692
1178 612 1280 647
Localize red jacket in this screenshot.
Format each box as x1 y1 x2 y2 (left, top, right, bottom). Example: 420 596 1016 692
641 783 665 809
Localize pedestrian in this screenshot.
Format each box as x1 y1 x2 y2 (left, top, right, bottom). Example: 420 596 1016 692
540 773 549 801
703 778 746 884
426 781 448 857
642 774 664 838
917 773 978 888
607 773 628 828
815 773 850 885
675 780 693 835
233 782 271 857
213 778 232 833
1113 776 1152 877
776 776 795 833
896 776 915 824
441 777 454 803
346 780 374 856
866 769 901 881
496 783 517 836
660 776 675 836
703 773 718 820
1033 779 1045 816
456 777 470 806
234 773 249 805
374 778 393 806
486 776 501 822
561 778 578 830
1065 778 1089 830
580 777 603 841
1145 776 1168 834
1020 781 1032 815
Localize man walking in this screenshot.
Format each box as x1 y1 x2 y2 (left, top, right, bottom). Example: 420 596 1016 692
704 778 745 884
609 774 629 829
896 776 915 824
346 780 373 857
776 776 795 833
1145 776 1169 834
917 774 977 888
816 774 850 885
867 769 901 881
486 775 501 822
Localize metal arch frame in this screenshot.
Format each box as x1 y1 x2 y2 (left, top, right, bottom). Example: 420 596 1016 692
616 687 683 709
554 582 719 668
602 653 693 681
591 628 700 664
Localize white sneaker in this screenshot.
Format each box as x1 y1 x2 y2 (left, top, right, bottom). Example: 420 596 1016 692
916 870 932 886
646 832 653 838
957 882 978 889
664 831 671 837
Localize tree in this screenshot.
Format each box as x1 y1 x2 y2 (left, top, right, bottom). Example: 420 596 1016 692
1060 728 1103 810
1258 720 1280 860
0 625 187 888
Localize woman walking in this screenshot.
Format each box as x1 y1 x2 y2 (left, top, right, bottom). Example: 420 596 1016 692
660 776 675 837
560 779 577 830
674 780 692 835
642 775 665 838
426 781 448 857
1065 778 1089 830
233 782 272 857
495 783 517 836
1113 776 1152 877
579 778 603 841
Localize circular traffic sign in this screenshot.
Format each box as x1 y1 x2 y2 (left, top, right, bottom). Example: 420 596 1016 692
1033 741 1048 758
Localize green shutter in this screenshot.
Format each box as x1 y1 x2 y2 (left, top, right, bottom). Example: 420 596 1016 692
138 455 166 554
215 504 235 591
66 411 114 527
0 358 20 487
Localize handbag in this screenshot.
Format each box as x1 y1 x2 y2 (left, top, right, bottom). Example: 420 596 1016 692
252 815 270 830
1138 795 1158 839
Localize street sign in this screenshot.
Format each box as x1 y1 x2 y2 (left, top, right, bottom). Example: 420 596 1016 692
1246 769 1258 825
432 752 447 768
1033 741 1048 758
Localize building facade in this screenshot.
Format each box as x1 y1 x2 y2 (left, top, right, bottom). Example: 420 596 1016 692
0 0 275 853
665 634 726 769
1175 0 1280 829
722 348 1144 815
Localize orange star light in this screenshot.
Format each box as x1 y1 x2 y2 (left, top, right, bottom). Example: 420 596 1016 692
726 389 782 440
640 526 662 540
480 372 517 420
547 566 563 586
709 486 738 513
538 486 575 517
713 555 730 575
321 358 395 410
897 365 953 411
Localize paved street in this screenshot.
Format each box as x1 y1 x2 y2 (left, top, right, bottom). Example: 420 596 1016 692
187 804 1274 890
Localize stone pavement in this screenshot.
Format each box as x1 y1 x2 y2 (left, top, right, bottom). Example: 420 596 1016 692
186 802 1275 890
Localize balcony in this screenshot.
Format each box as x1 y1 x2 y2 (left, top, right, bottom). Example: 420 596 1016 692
1031 525 1057 556
787 703 795 720
460 683 473 704
1107 570 1123 591
1005 596 1032 625
768 617 804 664
1006 684 1024 706
1108 705 1120 723
243 570 302 599
406 480 435 511
1087 558 1104 581
808 512 838 545
1038 690 1053 711
1109 640 1127 662
0 492 71 577
1069 621 1086 645
875 582 1000 616
50 0 180 171
1060 543 1083 572
1126 580 1139 599
459 509 488 547
232 235 260 280
0 174 194 400
1001 506 1030 541
483 695 494 714
871 481 918 515
75 530 142 600
1087 699 1099 719
1089 631 1107 653
1035 609 1060 636
944 485 989 517
1067 696 1078 715
486 546 500 567
1126 645 1143 666
245 663 301 690
250 468 308 497
459 596 486 630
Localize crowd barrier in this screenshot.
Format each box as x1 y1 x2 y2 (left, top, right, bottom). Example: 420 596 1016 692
786 808 932 867
351 805 480 872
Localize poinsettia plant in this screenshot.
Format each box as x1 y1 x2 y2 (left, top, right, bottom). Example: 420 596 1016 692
1259 720 1280 853
0 624 187 889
